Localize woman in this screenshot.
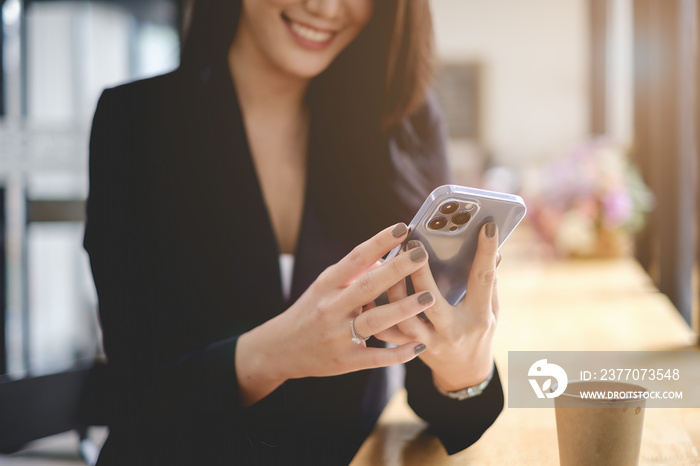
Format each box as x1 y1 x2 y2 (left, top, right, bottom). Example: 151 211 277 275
84 0 504 464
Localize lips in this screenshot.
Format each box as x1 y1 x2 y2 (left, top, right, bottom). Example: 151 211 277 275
289 21 333 42
282 14 336 48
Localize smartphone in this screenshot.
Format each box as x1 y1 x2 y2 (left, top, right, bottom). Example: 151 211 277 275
387 185 526 305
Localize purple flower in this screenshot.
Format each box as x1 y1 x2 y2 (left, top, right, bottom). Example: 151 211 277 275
602 187 633 228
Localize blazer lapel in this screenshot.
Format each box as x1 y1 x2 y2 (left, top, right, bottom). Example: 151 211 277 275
172 60 369 323
176 61 285 324
288 107 352 304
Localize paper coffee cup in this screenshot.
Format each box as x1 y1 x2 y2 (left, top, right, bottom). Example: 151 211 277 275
554 381 647 466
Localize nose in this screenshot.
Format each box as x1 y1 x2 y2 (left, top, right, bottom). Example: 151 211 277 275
303 0 343 19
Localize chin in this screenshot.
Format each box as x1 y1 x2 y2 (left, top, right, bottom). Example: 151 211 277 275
279 55 335 80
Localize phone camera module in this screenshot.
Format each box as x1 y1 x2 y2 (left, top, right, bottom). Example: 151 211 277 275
428 216 448 230
452 211 471 226
439 202 459 215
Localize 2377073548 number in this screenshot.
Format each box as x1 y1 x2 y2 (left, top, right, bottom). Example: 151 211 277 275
599 368 680 381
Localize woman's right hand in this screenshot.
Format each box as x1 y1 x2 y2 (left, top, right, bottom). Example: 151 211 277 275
235 223 433 406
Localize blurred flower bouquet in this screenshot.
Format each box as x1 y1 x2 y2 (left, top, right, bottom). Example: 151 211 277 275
529 138 653 258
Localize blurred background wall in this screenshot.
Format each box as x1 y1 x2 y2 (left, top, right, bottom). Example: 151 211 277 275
1 0 181 380
432 0 590 168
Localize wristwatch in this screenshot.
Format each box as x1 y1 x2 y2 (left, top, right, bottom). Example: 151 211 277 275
435 368 494 400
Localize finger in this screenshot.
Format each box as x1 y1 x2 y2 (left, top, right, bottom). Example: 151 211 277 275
369 260 384 272
491 271 500 321
374 326 411 345
395 314 435 347
353 291 434 339
325 223 408 287
464 222 499 317
354 342 427 370
361 301 375 313
343 244 428 305
386 277 407 303
386 240 422 302
492 252 501 320
407 259 454 334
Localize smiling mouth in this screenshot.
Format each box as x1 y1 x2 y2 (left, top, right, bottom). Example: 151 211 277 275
282 14 335 44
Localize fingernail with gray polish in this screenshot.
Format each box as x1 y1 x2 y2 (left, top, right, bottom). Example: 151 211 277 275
410 247 426 263
405 240 421 251
414 344 427 355
391 223 407 238
486 222 497 238
418 292 434 305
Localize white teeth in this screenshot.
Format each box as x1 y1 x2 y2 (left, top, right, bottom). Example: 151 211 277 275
289 21 332 43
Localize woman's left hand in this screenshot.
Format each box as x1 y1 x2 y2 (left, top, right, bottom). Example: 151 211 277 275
373 222 500 392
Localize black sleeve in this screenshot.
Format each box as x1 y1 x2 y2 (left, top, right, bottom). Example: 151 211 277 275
406 359 504 454
400 91 504 454
83 88 283 428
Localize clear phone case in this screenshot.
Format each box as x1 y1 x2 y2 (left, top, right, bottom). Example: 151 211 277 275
387 185 527 305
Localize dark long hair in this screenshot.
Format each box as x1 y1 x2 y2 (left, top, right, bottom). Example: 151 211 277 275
180 0 445 242
180 0 435 132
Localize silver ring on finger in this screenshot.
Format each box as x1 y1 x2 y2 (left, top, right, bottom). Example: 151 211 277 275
350 317 370 345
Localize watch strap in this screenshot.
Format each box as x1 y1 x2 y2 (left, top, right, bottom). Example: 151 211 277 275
435 368 494 400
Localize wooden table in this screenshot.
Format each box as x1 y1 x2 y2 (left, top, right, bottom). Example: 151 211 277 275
351 240 699 465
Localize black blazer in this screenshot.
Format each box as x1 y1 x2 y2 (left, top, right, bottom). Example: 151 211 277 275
84 58 503 465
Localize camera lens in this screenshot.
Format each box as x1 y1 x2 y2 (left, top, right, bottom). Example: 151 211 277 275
452 211 471 225
428 216 448 230
439 202 459 215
